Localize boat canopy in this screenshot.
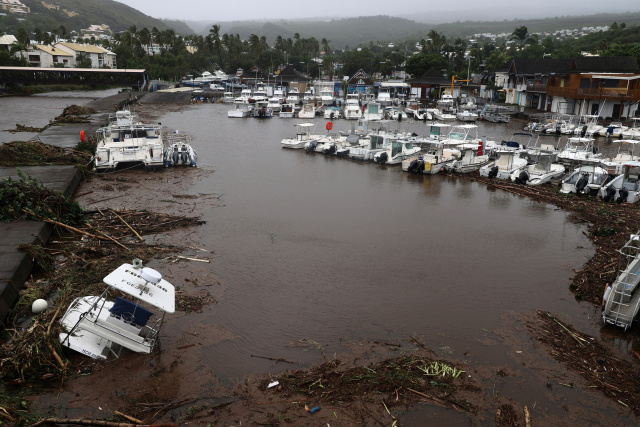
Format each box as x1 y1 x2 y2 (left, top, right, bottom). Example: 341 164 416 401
103 263 175 313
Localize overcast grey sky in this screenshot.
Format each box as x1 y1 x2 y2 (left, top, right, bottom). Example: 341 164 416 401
115 0 639 23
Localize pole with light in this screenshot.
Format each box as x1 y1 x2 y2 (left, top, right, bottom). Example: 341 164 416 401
467 55 474 94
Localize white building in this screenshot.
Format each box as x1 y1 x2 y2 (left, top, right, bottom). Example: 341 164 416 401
25 45 73 67
53 42 117 68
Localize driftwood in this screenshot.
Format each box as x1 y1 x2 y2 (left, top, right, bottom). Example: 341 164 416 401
29 418 177 427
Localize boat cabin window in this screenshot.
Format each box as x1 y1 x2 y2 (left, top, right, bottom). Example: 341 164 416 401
391 140 402 157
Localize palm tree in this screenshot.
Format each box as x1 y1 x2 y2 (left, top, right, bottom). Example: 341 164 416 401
510 26 537 49
321 38 331 54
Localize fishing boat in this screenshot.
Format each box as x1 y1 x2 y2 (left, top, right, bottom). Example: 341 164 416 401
446 142 490 173
343 94 362 120
373 138 421 165
234 88 253 104
287 87 301 105
621 118 640 140
228 103 253 118
222 91 235 103
601 232 640 330
600 140 640 175
324 106 341 120
597 121 627 137
402 141 459 175
600 162 640 204
279 103 295 118
163 134 197 167
559 165 610 196
93 110 164 172
297 103 316 119
363 101 383 121
510 152 565 186
479 148 527 180
455 110 478 122
59 259 175 359
557 137 603 167
252 101 273 118
281 123 318 149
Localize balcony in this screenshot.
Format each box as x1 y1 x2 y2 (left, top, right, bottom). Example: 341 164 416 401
547 86 640 101
526 83 547 92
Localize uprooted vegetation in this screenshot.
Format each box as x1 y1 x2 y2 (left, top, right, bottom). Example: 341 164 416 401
529 311 640 415
0 140 95 167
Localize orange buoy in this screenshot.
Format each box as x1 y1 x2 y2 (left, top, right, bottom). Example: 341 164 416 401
80 130 85 142
326 122 333 131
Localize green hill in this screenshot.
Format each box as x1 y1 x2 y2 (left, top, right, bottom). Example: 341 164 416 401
0 0 193 35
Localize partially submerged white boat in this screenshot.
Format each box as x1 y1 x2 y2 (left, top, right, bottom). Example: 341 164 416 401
94 110 164 172
510 153 565 186
600 161 640 204
59 260 175 359
602 232 640 330
163 134 197 167
560 165 610 196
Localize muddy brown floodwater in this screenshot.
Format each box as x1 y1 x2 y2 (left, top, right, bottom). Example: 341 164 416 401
2 96 639 425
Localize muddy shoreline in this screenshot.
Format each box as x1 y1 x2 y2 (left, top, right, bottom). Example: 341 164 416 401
2 102 640 426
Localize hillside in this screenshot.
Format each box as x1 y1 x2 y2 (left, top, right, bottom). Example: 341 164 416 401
186 11 640 49
0 0 189 35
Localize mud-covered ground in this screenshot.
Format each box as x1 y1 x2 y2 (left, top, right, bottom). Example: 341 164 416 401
4 102 640 426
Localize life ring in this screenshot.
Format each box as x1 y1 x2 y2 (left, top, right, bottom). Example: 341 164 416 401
326 122 333 131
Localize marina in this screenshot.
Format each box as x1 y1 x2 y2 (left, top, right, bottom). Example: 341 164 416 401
2 92 640 425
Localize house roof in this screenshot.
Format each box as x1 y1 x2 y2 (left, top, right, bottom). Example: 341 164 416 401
56 42 111 54
347 69 373 85
571 56 640 73
34 45 72 56
0 35 18 46
275 65 309 83
509 57 573 75
407 67 449 85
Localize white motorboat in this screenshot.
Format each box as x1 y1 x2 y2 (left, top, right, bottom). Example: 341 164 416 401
363 101 383 121
601 232 640 330
600 140 640 175
349 128 395 161
297 103 316 119
267 97 283 112
234 88 252 104
600 161 640 204
324 106 341 120
163 133 197 167
94 110 164 172
181 71 216 87
59 259 175 359
456 110 478 122
432 110 457 121
279 103 295 118
373 138 421 165
510 153 565 186
287 87 301 105
479 148 528 180
343 94 362 120
621 118 640 140
281 122 318 149
251 85 269 103
598 121 627 137
557 137 603 167
402 141 459 175
209 83 225 92
573 115 603 137
560 165 610 196
524 134 560 164
384 106 408 121
319 88 335 104
222 91 235 103
446 142 490 173
252 101 273 118
228 103 253 118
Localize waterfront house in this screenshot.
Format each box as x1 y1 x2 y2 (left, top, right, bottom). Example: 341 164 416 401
545 56 640 119
407 67 450 100
502 57 572 110
347 69 373 96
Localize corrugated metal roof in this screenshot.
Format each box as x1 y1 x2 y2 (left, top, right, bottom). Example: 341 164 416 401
34 45 72 56
0 34 18 45
56 42 112 54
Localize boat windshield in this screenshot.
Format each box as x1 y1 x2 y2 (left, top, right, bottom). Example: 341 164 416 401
370 135 385 149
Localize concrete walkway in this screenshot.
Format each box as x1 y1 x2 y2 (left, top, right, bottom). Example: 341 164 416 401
0 163 84 324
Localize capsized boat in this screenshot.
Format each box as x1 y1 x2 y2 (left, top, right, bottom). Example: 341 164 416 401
600 161 640 204
59 259 175 359
163 133 197 167
602 232 640 330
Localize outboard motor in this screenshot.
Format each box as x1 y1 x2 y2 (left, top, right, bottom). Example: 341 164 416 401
377 152 388 164
581 125 588 137
305 140 317 153
416 160 426 173
325 144 337 155
604 186 617 202
488 165 499 178
172 149 179 165
617 187 629 204
181 150 189 165
515 170 529 185
575 173 589 195
408 159 419 174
